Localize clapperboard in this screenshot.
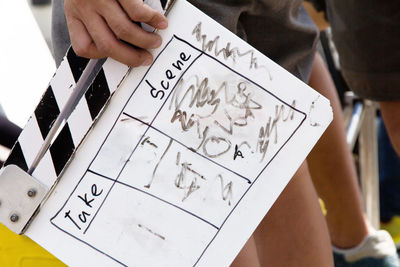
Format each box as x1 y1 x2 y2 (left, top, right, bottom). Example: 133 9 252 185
0 0 333 266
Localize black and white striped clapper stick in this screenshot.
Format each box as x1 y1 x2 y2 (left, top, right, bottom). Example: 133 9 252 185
27 58 105 175
4 0 175 193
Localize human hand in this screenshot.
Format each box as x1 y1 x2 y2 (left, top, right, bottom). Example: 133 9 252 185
64 0 168 67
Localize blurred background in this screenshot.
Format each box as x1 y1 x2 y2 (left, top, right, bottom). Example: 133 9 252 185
0 1 65 266
0 0 54 161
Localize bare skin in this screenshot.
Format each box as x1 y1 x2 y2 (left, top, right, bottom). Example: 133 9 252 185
307 53 371 248
231 236 260 267
64 0 168 66
231 163 334 267
252 162 333 267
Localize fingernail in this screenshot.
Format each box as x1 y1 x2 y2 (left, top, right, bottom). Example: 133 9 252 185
157 21 168 29
142 57 152 66
151 38 162 48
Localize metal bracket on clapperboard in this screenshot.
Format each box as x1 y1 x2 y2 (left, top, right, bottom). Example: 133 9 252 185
0 0 176 235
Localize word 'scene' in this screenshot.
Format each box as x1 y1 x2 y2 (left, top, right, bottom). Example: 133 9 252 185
146 52 192 100
64 184 103 231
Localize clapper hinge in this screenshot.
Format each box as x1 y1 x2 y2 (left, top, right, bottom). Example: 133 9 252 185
0 165 47 234
0 58 105 235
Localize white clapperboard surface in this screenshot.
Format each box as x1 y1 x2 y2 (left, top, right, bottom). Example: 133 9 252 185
3 0 333 266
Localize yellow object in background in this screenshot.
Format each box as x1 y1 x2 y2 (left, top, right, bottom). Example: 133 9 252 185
381 215 400 247
0 224 66 267
319 198 327 216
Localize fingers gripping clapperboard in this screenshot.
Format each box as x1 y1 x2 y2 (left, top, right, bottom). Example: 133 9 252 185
0 0 333 266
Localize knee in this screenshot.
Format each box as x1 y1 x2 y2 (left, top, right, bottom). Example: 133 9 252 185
380 102 400 156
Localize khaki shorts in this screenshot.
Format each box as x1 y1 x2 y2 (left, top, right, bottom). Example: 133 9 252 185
326 0 400 101
52 0 319 82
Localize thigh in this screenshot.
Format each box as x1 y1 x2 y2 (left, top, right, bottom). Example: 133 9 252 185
253 161 333 267
231 236 260 267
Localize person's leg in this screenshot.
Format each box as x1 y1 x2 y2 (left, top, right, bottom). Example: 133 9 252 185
306 53 371 248
253 161 333 267
231 236 260 267
380 101 400 157
307 53 398 267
